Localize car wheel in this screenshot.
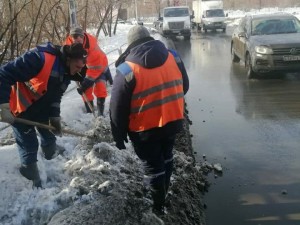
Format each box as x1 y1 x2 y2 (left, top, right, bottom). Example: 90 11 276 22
245 53 256 79
231 46 240 63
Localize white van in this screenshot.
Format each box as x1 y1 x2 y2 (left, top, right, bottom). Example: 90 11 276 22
162 6 191 40
193 0 226 32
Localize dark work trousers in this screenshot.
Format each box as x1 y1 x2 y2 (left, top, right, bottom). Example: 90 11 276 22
12 122 56 166
131 135 176 208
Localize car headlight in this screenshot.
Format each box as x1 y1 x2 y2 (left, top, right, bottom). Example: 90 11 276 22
185 24 190 29
255 46 273 54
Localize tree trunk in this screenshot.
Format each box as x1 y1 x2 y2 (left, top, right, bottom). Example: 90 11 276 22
83 0 89 30
27 0 44 50
113 3 122 35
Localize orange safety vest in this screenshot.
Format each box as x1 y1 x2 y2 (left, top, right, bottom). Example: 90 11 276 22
9 53 56 116
127 53 184 132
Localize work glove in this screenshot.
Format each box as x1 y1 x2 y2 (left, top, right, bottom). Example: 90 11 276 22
115 137 128 150
77 78 95 95
49 117 62 137
0 103 15 124
77 79 94 96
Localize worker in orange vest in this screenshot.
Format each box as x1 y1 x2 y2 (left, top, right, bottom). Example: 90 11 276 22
65 27 113 116
0 43 87 188
110 26 189 215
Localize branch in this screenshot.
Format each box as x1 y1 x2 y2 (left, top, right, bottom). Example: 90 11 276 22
35 0 62 45
0 0 32 43
27 0 44 50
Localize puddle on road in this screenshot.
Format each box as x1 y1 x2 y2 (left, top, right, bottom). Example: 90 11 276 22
177 36 300 225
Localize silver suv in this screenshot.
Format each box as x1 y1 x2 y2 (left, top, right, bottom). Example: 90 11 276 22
231 13 300 78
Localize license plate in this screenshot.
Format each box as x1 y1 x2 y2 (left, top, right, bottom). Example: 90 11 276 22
283 55 300 61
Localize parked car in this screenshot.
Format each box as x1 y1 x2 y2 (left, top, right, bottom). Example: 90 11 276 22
117 19 125 24
231 13 300 78
132 19 144 26
125 20 133 25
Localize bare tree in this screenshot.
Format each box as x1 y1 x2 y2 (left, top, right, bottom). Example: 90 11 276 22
27 0 44 50
93 0 112 37
113 2 123 35
0 0 32 63
2 0 299 64
83 0 89 30
154 0 162 18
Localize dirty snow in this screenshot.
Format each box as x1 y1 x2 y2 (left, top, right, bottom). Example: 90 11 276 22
1 7 300 225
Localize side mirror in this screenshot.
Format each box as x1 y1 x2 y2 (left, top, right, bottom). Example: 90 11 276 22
226 13 228 17
190 15 194 19
202 15 205 18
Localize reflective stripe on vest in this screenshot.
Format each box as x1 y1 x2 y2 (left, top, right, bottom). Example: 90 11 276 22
127 52 184 132
9 53 56 116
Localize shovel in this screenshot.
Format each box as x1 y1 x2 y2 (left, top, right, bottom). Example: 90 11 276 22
76 81 97 118
14 118 90 138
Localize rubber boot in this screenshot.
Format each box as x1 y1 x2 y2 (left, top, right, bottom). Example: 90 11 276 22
19 162 42 188
165 160 173 194
97 98 105 117
151 183 167 216
164 160 173 207
41 143 65 160
84 101 94 114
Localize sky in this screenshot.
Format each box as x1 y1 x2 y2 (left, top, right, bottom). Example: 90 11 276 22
0 7 300 225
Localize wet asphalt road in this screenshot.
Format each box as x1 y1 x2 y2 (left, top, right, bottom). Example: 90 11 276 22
172 27 300 225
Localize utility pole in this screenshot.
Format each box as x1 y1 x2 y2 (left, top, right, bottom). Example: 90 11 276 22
259 0 262 9
135 0 138 21
68 0 78 27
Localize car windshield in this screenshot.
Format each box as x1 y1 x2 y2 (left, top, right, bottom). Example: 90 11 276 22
164 8 189 17
206 9 225 17
251 17 300 35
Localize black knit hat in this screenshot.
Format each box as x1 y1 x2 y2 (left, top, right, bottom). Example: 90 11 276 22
62 43 87 59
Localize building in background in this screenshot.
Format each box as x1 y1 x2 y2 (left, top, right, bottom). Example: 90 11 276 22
123 0 193 20
122 0 300 20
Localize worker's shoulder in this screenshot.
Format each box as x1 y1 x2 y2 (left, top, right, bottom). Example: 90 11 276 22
117 62 133 75
168 49 182 63
85 32 97 39
85 33 99 46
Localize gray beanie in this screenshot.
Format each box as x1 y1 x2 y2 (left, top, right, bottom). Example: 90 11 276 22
70 26 84 37
127 25 150 45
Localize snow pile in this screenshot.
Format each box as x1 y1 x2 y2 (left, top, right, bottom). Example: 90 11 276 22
2 6 300 224
0 116 165 225
0 103 206 225
0 23 206 225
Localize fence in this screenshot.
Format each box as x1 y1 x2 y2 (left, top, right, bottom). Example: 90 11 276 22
105 42 127 67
